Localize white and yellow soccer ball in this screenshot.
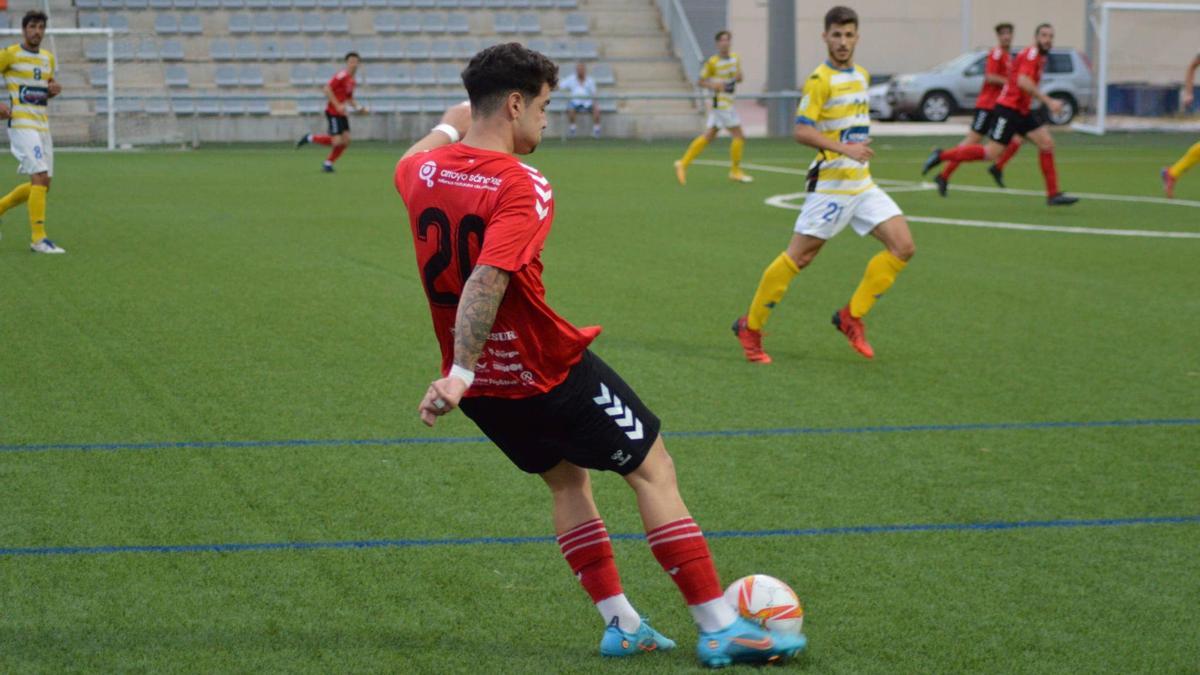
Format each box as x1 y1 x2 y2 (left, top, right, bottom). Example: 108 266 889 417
723 574 805 635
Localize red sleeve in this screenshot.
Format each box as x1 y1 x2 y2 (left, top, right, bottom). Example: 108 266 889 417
475 174 547 273
1016 49 1040 79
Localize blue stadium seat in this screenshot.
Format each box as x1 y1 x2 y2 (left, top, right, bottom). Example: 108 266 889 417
145 98 172 114
516 12 539 34
436 62 460 85
564 12 588 34
171 98 197 115
260 39 283 60
446 12 469 33
379 39 405 58
234 40 259 59
430 39 454 59
411 63 436 85
161 39 185 59
294 0 316 8
253 13 276 32
591 62 614 85
228 13 251 33
359 38 381 59
221 0 244 8
88 65 109 86
80 12 106 29
405 39 430 59
372 12 397 33
421 12 446 33
239 64 265 86
492 12 516 33
165 64 190 86
283 39 306 59
396 12 421 33
308 38 334 59
197 0 220 8
153 13 178 33
137 39 160 59
276 12 300 32
215 64 239 86
209 39 235 59
289 63 314 85
325 13 349 33
301 12 323 33
179 13 203 33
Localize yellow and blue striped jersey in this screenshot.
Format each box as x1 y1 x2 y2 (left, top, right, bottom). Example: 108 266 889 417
0 44 55 132
700 52 740 111
795 61 872 195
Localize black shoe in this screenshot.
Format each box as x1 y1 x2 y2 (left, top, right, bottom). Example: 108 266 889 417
921 148 943 176
322 163 334 173
987 164 1005 188
296 133 310 149
1047 192 1078 206
934 175 948 197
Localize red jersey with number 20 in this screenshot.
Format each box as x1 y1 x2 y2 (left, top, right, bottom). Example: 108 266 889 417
395 143 600 399
325 69 355 115
996 45 1045 115
974 46 1012 110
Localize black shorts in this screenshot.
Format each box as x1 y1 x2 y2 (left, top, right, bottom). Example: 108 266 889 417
970 107 997 135
326 112 350 135
458 350 661 476
988 105 1048 145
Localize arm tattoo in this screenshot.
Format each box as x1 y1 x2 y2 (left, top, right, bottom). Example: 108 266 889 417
453 264 511 370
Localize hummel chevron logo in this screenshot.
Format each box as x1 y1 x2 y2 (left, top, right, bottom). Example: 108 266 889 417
534 184 552 202
535 201 550 220
592 384 644 440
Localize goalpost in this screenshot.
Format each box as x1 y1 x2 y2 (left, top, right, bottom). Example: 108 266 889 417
0 27 184 150
1075 1 1200 135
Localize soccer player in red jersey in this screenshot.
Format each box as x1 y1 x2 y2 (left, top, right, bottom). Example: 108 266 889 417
395 43 806 667
934 22 1023 196
296 51 367 172
923 23 1079 206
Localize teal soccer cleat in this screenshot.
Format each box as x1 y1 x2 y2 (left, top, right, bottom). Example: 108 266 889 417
696 616 807 668
599 617 677 657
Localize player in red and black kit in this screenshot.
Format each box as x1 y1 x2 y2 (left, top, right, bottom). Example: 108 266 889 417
296 51 367 172
934 22 1023 196
923 23 1078 206
396 43 805 667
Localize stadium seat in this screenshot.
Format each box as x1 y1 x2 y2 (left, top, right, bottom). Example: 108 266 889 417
436 62 459 85
165 64 190 86
161 39 185 59
301 13 323 32
276 12 300 32
546 39 570 59
228 12 252 33
531 0 552 7
332 37 355 56
516 12 539 34
196 99 222 114
179 13 203 33
107 13 131 31
171 98 197 115
297 98 324 114
220 0 245 8
308 37 334 59
405 39 430 59
260 39 283 60
270 0 291 8
145 98 172 114
412 0 434 7
483 0 505 7
149 0 172 8
137 39 160 59
342 0 364 7
325 13 350 33
397 12 421 33
85 42 108 61
77 0 102 9
453 38 477 59
239 65 265 86
411 63 436 85
574 38 597 59
317 0 338 7
174 0 197 8
422 12 446 33
314 63 338 81
492 13 516 33
254 13 276 32
430 40 454 59
446 12 469 33
387 0 413 7
366 0 388 8
80 12 105 29
359 38 382 59
209 39 234 60
234 40 259 60
197 0 220 8
294 0 317 8
221 100 247 115
564 12 588 34
289 63 314 85
115 40 137 60
554 0 576 7
117 98 144 114
379 39 405 58
283 39 307 59
88 65 109 86
372 13 398 33
459 0 481 6
591 62 614 85
101 0 122 9
509 0 531 7
435 0 458 6
152 13 177 33
245 0 269 9
215 64 239 86
527 37 549 54
246 100 271 115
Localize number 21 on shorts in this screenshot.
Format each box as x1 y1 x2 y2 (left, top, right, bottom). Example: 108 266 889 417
821 201 843 224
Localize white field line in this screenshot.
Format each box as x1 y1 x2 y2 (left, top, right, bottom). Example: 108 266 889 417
693 159 1200 209
762 191 1200 239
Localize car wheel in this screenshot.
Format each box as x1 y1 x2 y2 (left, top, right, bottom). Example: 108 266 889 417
919 92 953 122
1048 93 1076 125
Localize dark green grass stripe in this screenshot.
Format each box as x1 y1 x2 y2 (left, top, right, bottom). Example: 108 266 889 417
2 515 1196 558
2 418 1196 454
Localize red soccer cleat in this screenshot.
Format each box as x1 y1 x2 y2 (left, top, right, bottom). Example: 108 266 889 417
831 306 874 359
1162 167 1176 199
732 316 772 364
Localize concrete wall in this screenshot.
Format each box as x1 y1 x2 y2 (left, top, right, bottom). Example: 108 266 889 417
728 0 1200 90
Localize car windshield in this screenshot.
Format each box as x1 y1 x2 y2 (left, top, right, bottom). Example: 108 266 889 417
932 52 983 72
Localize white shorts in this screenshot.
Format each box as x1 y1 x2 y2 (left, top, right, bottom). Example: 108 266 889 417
705 108 742 130
10 128 53 176
794 187 903 240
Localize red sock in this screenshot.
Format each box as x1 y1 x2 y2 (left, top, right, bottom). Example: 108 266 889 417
326 145 347 164
647 517 723 605
940 144 986 163
1039 150 1059 196
557 519 623 603
311 134 332 146
939 160 961 180
995 140 1021 169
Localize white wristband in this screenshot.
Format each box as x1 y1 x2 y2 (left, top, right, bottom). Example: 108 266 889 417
433 123 460 143
449 364 475 388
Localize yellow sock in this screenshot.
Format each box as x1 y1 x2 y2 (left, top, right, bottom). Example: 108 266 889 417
1168 140 1200 178
0 182 31 216
29 184 47 243
849 251 908 318
730 137 744 172
747 252 801 331
679 135 709 168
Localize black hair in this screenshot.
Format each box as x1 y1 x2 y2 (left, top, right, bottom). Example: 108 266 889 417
345 51 360 61
994 22 1014 33
824 6 858 31
461 43 558 116
23 10 48 29
715 30 731 41
1035 22 1053 34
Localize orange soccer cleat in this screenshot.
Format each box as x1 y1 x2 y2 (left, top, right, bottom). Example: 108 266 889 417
732 316 772 364
831 305 874 359
1161 167 1176 199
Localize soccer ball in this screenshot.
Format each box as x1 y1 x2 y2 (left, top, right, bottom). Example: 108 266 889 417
723 574 804 635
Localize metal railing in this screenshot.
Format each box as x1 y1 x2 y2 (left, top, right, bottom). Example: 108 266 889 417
655 0 704 86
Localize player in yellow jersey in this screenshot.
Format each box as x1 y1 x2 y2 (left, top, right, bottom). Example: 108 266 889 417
674 30 753 185
732 5 915 363
1161 52 1200 198
0 11 64 253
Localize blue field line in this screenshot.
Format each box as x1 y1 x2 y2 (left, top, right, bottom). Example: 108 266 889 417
1 417 1197 455
1 515 1195 558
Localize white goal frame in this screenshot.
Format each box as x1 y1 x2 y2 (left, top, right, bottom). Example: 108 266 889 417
1075 1 1200 135
0 27 118 150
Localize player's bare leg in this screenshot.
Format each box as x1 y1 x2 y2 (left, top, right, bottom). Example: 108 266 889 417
1023 126 1077 205
676 127 719 186
540 460 674 656
591 106 602 138
728 126 752 183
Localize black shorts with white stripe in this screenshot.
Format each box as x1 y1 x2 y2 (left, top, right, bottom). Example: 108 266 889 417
459 350 661 476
